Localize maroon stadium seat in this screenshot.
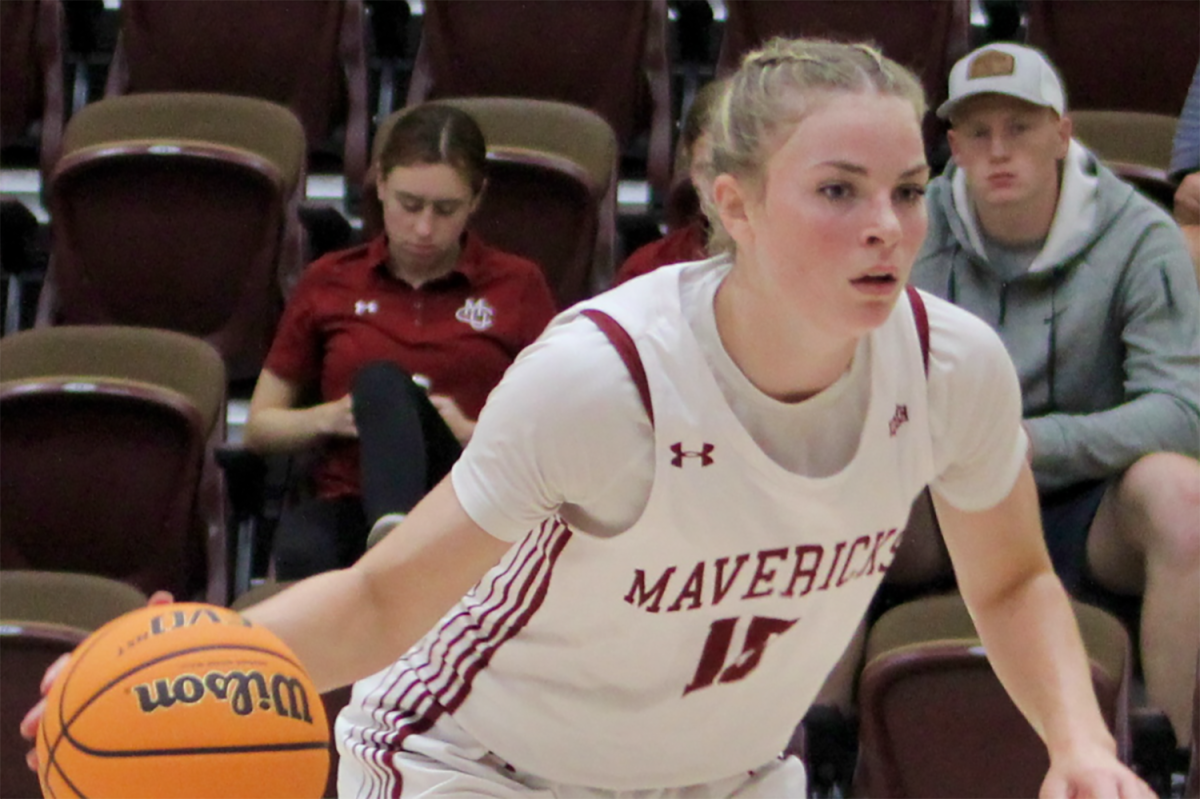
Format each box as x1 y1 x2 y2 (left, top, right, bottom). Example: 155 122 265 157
1026 0 1199 115
0 571 148 799
0 326 231 604
715 0 971 167
852 591 1132 797
35 92 307 381
103 0 369 202
404 0 672 201
0 0 64 180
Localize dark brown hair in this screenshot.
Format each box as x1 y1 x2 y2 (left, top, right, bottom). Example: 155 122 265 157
378 104 488 195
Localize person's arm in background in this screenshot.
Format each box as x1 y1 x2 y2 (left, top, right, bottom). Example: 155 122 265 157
241 262 357 454
243 369 357 453
1171 60 1200 263
1023 221 1200 492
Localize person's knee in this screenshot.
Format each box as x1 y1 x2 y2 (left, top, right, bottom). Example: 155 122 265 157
353 360 412 400
1115 453 1200 564
352 361 425 426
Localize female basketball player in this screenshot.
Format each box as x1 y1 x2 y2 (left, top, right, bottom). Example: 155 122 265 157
26 38 1152 798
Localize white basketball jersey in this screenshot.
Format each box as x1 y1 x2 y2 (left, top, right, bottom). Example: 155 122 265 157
340 268 937 790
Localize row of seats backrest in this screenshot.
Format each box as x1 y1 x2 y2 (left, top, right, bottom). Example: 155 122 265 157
4 0 1196 378
11 0 1196 192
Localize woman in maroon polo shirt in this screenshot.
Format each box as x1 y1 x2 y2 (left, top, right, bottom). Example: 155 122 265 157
243 104 558 580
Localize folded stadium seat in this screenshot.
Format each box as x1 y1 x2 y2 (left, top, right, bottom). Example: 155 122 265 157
851 591 1131 798
404 0 673 203
1069 110 1181 212
35 92 307 382
1026 0 1199 117
714 0 972 172
0 325 231 605
0 570 148 799
102 0 369 210
1 0 65 336
364 97 620 308
231 580 350 799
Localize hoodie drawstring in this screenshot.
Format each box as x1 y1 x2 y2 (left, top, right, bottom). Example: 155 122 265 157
1047 278 1059 407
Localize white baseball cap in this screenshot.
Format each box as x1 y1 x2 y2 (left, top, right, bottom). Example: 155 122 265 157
937 43 1066 120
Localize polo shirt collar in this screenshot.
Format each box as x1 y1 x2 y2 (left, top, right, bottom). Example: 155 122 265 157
370 231 488 289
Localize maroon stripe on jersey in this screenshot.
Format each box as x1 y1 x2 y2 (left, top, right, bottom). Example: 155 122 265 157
382 520 565 717
352 520 573 795
905 285 930 376
358 527 555 757
351 528 557 799
438 519 573 713
409 518 570 711
581 309 655 426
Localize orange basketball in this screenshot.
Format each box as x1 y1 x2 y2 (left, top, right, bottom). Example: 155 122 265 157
37 602 330 799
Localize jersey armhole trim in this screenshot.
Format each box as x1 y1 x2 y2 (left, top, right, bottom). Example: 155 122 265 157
580 309 655 427
906 285 930 376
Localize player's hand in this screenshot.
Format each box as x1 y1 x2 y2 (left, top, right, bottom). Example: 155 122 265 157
429 394 476 444
1038 745 1155 799
20 590 175 772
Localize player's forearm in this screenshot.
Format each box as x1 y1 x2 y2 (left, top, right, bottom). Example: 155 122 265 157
240 480 513 693
969 568 1116 759
239 568 416 692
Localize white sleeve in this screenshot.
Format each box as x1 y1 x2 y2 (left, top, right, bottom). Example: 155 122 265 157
450 315 654 541
925 296 1029 511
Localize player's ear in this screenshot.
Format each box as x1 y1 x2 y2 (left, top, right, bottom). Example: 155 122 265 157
712 173 756 249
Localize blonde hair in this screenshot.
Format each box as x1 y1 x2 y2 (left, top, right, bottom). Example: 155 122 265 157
701 37 927 254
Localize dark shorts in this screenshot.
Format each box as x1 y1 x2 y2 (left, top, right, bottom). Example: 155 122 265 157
1039 480 1109 593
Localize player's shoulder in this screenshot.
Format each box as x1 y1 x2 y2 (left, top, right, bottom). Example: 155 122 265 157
916 289 1014 382
481 308 650 439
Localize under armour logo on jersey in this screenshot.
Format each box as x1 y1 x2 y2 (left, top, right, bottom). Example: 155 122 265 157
670 442 715 468
889 404 909 436
455 297 495 331
354 299 378 316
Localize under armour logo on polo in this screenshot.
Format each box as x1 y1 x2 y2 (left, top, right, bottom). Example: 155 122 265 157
456 297 495 331
889 405 909 436
355 300 379 316
670 442 715 467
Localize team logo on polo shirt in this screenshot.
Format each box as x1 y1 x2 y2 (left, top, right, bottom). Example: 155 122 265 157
455 297 495 331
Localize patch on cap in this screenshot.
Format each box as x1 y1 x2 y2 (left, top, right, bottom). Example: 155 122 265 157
967 49 1016 80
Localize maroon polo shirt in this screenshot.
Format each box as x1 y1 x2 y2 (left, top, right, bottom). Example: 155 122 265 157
614 220 709 286
264 232 556 500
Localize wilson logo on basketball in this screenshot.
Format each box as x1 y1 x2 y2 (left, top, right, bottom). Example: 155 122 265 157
132 670 315 724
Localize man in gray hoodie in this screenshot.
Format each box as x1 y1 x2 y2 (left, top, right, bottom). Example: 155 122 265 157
907 42 1200 750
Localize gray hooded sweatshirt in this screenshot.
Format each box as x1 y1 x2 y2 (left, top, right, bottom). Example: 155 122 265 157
912 141 1200 494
